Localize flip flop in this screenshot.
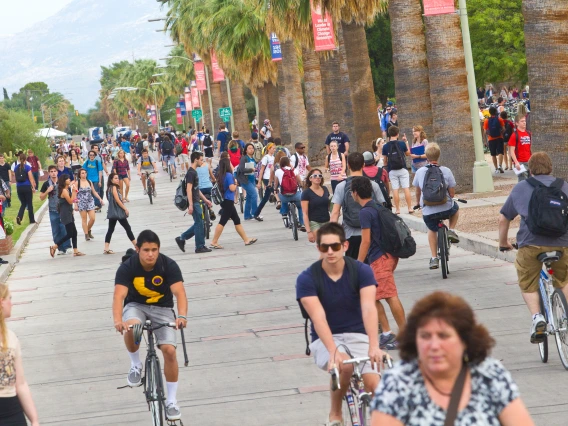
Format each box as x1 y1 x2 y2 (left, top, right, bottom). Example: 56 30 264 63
245 238 258 246
103 250 115 254
408 210 414 214
74 252 86 257
210 244 224 249
49 246 57 258
395 211 400 215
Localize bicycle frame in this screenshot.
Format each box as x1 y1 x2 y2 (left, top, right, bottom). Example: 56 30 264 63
540 269 554 329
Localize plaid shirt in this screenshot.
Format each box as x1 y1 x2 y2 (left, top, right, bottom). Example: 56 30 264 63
113 159 130 176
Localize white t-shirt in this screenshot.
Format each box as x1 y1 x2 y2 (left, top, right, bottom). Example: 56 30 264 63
11 161 32 171
275 166 299 184
261 126 272 140
289 153 310 180
261 154 274 180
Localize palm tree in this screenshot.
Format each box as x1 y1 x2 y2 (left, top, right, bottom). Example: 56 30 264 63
303 47 326 163
230 80 251 140
424 13 475 192
523 0 568 179
388 0 433 139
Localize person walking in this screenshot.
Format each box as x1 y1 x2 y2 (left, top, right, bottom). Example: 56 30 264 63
210 158 257 249
301 168 330 243
325 141 346 194
382 126 413 214
259 119 273 144
289 142 311 182
484 106 505 173
103 173 136 255
174 152 213 254
83 150 103 210
76 168 104 241
68 149 83 178
49 174 84 257
237 143 259 221
508 114 532 182
0 283 41 426
13 153 36 225
39 166 71 255
409 126 429 173
110 140 120 161
201 128 214 164
25 149 42 188
325 121 350 155
112 150 131 202
0 154 12 208
216 123 230 155
253 143 276 221
196 160 217 220
372 138 386 167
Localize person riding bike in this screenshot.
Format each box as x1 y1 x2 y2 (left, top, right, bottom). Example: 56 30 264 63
161 136 176 179
112 230 187 421
137 149 158 196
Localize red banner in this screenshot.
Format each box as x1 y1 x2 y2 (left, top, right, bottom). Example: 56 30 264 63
211 51 225 82
150 105 157 126
311 1 336 51
194 62 207 91
423 0 455 15
191 87 200 108
176 106 183 125
184 88 193 112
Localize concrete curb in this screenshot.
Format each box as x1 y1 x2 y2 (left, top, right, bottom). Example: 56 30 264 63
400 213 517 264
0 201 49 284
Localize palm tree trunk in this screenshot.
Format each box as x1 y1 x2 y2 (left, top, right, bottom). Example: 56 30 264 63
523 0 568 178
210 82 224 131
341 21 378 153
281 40 308 149
277 61 291 145
231 80 251 140
424 13 475 192
266 82 282 138
201 90 212 132
389 0 433 139
302 47 327 165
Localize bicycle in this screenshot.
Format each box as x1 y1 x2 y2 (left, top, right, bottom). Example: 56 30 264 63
122 317 189 426
200 197 212 240
143 171 157 205
330 353 393 426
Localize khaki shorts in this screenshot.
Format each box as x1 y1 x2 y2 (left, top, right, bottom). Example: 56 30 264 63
309 221 326 232
179 153 189 163
515 245 568 293
309 333 379 375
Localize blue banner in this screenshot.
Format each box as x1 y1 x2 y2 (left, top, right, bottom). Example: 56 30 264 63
179 99 187 116
270 33 282 62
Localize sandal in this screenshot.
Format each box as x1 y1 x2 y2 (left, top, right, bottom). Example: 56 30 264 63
210 244 224 250
408 210 414 214
73 252 86 257
103 250 115 254
49 245 57 258
245 238 258 246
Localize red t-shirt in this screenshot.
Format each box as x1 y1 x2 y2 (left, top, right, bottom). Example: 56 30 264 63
229 150 241 168
508 129 531 162
26 156 39 172
483 117 504 141
181 139 189 155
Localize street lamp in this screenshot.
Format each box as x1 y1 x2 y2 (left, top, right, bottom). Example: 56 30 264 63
148 18 166 22
156 65 168 69
152 73 166 77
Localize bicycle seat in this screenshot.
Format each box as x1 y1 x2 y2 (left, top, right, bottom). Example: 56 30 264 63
537 251 563 264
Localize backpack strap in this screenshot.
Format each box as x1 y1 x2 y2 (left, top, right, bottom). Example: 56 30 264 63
305 259 325 355
293 154 299 169
525 177 541 188
551 178 565 190
343 257 360 295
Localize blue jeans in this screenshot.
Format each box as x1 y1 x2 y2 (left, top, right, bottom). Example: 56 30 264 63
279 192 304 226
180 202 205 249
92 182 101 207
254 178 273 217
241 181 258 220
32 171 39 187
49 210 71 252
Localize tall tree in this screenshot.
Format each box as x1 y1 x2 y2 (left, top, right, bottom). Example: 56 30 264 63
230 80 251 140
366 14 395 104
303 47 326 163
281 41 308 147
523 1 568 178
2 88 8 101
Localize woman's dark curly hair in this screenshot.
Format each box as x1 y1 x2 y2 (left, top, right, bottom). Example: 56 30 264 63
398 292 495 364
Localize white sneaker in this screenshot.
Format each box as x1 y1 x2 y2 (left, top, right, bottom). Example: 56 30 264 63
165 403 181 420
530 313 547 344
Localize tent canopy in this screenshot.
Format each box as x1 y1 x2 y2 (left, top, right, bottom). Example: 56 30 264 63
37 128 67 137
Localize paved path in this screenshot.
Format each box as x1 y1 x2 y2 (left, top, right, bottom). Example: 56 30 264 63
5 170 568 425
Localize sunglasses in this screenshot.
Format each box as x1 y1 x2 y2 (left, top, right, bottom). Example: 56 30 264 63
318 242 343 253
310 174 323 179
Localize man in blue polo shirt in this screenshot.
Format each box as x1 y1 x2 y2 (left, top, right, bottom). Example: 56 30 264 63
216 123 230 155
83 150 103 208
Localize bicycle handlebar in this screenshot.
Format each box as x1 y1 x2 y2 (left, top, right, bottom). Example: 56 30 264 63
128 321 177 331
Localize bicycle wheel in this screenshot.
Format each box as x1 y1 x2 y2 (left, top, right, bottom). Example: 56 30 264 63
203 204 211 240
146 357 164 426
359 398 370 426
552 289 568 369
438 227 449 279
538 285 549 363
289 203 298 241
169 165 172 182
148 181 153 205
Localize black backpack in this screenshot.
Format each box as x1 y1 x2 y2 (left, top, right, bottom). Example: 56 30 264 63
503 121 514 143
162 139 174 154
174 177 188 211
526 177 568 237
297 257 360 355
203 134 213 148
488 116 502 138
362 168 392 210
386 141 405 170
15 165 27 183
367 201 416 259
136 140 144 153
422 165 448 206
292 153 300 169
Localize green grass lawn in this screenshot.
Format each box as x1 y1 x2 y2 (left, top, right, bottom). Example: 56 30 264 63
4 192 46 244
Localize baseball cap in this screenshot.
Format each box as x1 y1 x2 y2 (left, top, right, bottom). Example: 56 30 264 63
363 151 374 166
251 132 258 140
386 101 394 107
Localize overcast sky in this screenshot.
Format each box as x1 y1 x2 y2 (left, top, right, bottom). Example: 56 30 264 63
1 0 73 36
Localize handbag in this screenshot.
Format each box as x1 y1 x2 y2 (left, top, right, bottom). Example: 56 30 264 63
444 364 468 426
107 189 127 220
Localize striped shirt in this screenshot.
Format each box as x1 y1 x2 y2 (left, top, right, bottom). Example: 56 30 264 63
113 159 130 177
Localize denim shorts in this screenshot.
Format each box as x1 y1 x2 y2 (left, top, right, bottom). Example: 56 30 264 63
123 302 176 347
422 202 460 232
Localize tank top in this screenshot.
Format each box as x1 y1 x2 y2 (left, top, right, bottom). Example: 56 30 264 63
328 153 344 181
196 165 212 190
58 189 74 225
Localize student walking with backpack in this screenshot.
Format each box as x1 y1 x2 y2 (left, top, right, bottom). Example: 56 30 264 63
237 144 259 221
289 142 311 182
500 111 515 171
382 126 413 214
362 152 392 210
39 165 72 255
484 106 505 173
103 173 136 255
13 153 36 225
250 133 264 164
508 114 532 182
201 129 214 164
325 141 346 193
301 168 330 243
274 156 306 231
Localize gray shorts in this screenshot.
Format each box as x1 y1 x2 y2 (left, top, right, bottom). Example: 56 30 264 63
122 302 177 347
389 168 410 190
309 333 379 375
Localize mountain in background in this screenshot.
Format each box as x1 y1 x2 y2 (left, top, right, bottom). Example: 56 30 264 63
0 0 170 112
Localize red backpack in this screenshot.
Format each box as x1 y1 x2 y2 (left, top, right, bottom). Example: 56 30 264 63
280 168 298 195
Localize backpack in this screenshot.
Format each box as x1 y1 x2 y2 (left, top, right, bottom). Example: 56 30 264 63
15 165 27 183
136 140 144 153
210 182 224 205
203 134 213 148
342 177 363 228
525 177 568 237
260 126 267 140
291 153 300 169
252 142 263 163
280 168 298 195
174 177 189 211
368 202 416 259
297 257 360 355
386 141 405 170
422 165 448 206
488 116 502 138
275 146 287 156
503 121 514 143
362 167 392 210
162 139 174 154
327 152 344 167
175 142 183 156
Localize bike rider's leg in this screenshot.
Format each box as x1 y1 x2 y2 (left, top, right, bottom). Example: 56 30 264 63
160 343 182 420
362 373 380 394
122 317 143 386
427 230 438 258
141 174 147 192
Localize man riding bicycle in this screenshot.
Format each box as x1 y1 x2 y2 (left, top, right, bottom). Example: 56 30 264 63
112 230 187 421
137 149 158 196
161 136 176 179
499 152 568 344
296 222 384 426
412 143 460 270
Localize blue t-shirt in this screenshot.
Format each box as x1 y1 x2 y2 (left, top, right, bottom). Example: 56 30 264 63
121 141 131 153
382 140 409 172
359 201 384 264
56 167 75 181
83 159 102 182
223 172 235 201
217 131 229 153
296 260 377 341
15 164 32 187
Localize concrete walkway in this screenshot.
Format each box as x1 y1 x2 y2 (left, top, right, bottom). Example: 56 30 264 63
5 170 568 425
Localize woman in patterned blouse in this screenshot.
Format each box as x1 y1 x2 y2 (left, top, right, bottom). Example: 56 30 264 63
112 150 131 202
371 292 533 426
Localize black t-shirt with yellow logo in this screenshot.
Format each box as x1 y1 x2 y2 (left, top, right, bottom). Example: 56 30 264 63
115 253 183 308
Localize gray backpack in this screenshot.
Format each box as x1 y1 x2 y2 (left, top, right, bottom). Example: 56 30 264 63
422 165 448 206
342 177 363 228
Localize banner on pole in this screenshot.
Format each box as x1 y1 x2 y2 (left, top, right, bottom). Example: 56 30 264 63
184 88 193 112
191 87 200 108
180 97 187 116
211 51 225 82
270 33 282 61
176 103 183 125
311 1 336 51
146 104 151 117
423 0 455 15
194 62 207 91
150 105 157 126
